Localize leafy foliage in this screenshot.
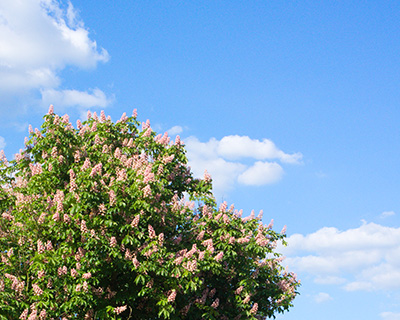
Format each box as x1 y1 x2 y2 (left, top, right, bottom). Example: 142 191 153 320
0 107 299 319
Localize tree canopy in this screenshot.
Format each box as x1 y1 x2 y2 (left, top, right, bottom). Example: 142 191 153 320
0 107 299 319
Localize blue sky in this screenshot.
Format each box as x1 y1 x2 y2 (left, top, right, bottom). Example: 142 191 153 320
1 1 400 319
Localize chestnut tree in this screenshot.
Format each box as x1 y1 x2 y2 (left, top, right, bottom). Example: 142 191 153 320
0 106 299 319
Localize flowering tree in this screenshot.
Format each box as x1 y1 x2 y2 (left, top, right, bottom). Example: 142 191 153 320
0 107 299 320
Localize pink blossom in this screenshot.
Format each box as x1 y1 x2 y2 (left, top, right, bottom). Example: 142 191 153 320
63 214 71 224
32 283 43 295
196 230 205 241
131 215 140 228
91 122 98 132
143 127 152 137
142 185 151 198
184 259 197 272
281 225 287 234
27 309 37 320
37 240 45 254
109 190 116 206
204 170 212 182
61 114 69 124
185 244 197 258
110 236 117 247
198 251 205 261
173 256 184 265
70 268 78 278
168 290 177 302
163 154 174 164
53 211 60 222
29 163 43 176
45 240 53 251
114 306 127 315
142 119 150 130
116 168 127 181
48 104 54 115
120 112 128 122
148 225 156 239
2 212 14 221
20 309 29 320
250 302 258 314
100 110 106 122
235 286 244 295
90 163 102 177
81 158 91 171
76 119 82 129
219 201 227 212
81 220 88 233
38 309 46 320
214 251 224 262
83 281 89 293
133 108 138 117
132 256 140 268
211 298 219 309
114 147 122 159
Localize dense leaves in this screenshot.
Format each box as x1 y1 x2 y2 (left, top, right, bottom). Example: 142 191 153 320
0 107 299 319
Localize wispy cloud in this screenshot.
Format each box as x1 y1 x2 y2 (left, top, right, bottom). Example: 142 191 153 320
0 0 110 110
167 126 183 136
281 222 400 292
184 135 302 197
0 136 5 150
380 312 400 320
380 211 395 218
314 292 333 303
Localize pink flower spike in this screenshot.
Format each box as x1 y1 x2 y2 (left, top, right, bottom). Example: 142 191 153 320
214 251 224 261
48 105 54 115
250 302 258 314
133 108 138 117
204 170 212 182
100 110 106 122
168 290 177 302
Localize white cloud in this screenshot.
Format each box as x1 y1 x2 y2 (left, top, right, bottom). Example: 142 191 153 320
281 222 400 292
314 292 333 303
217 135 302 164
41 88 112 109
237 161 283 185
0 0 111 109
167 126 183 136
381 312 400 320
184 135 301 197
381 211 395 218
0 136 5 149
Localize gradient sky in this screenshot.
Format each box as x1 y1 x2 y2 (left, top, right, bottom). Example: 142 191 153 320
1 1 400 319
